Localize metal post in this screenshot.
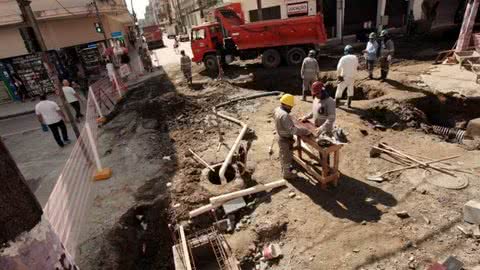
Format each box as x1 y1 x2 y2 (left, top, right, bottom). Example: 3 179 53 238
85 123 112 180
16 0 80 138
92 0 109 46
256 0 263 21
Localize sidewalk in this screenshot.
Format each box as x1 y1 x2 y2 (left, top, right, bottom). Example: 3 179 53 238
0 100 37 120
0 95 62 120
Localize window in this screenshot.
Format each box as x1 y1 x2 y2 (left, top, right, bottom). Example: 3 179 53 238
192 29 206 40
249 6 281 22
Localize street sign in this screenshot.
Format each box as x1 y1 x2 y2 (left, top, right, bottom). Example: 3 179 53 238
87 43 97 49
111 31 123 39
287 2 308 16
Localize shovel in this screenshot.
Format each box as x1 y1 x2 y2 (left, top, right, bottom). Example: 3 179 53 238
367 155 460 182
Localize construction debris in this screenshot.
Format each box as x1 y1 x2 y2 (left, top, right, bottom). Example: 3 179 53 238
464 200 480 224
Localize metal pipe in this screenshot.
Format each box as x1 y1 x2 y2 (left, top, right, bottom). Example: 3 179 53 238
213 108 248 185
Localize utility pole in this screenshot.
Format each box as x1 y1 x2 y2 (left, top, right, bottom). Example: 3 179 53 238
92 0 109 46
0 138 77 268
16 0 80 139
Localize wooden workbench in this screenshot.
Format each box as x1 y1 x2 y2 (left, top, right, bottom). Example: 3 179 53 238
292 119 343 189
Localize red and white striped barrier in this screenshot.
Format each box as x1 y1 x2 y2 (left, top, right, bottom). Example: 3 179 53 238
43 74 129 258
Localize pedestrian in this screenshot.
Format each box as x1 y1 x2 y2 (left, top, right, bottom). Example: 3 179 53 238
335 45 359 108
11 73 29 102
300 81 336 136
180 50 193 84
62 79 83 121
300 50 320 101
173 37 180 54
363 32 379 79
274 94 311 180
378 29 395 81
35 93 71 148
106 59 116 82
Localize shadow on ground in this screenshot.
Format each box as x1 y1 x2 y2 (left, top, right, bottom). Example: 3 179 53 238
288 173 397 223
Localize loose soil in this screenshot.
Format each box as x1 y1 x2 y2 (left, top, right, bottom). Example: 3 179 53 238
79 32 480 270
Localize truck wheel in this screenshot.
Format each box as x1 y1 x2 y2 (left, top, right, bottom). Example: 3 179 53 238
204 55 219 72
286 47 306 66
262 49 281 68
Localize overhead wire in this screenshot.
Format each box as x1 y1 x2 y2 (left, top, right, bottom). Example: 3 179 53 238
54 0 77 16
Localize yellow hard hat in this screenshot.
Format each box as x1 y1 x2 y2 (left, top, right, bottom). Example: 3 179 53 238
280 94 295 107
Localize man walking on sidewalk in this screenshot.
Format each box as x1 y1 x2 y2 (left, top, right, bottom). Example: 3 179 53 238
35 94 71 147
62 79 83 121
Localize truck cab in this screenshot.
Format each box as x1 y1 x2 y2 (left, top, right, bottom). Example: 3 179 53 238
191 23 224 71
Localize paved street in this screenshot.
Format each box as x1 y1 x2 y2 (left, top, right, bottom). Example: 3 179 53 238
3 126 77 206
0 114 41 137
151 34 193 67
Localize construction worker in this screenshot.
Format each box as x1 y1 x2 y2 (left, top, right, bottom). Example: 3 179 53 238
300 81 336 136
180 50 193 84
378 29 395 81
335 45 359 108
300 50 319 101
274 94 311 180
363 32 379 79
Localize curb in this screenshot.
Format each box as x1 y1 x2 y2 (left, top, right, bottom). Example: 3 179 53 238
0 110 35 120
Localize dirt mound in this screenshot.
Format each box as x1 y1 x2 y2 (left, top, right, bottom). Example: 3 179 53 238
366 98 427 128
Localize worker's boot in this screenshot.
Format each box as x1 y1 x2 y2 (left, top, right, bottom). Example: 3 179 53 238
381 70 388 81
347 97 352 108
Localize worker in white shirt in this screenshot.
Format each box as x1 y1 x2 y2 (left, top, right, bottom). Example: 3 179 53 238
335 45 359 108
35 94 71 147
62 79 83 121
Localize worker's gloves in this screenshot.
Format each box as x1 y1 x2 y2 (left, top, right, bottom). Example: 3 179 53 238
387 55 392 62
338 76 344 82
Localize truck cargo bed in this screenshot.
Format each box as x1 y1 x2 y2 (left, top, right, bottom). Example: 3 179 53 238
230 14 326 50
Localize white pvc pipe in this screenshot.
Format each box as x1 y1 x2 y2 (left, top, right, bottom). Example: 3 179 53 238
85 123 103 171
214 109 248 185
209 180 287 205
189 179 287 218
89 87 104 118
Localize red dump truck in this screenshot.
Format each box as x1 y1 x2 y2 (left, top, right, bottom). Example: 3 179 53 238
142 25 164 50
191 3 327 71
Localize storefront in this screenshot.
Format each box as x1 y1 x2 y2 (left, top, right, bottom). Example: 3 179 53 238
0 62 16 103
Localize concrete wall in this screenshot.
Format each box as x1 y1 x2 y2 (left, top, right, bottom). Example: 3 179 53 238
39 17 105 49
38 15 128 50
0 27 28 58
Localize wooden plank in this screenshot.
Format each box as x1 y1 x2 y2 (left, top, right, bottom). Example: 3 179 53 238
334 150 339 171
293 154 323 182
179 225 192 270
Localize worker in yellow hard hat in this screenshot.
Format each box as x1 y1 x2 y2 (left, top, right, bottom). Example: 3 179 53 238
274 94 311 180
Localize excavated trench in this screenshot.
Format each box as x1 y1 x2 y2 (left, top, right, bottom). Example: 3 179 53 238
366 94 480 142
107 199 175 270
236 65 385 100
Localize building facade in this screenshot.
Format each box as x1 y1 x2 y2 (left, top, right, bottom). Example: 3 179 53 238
0 0 134 102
